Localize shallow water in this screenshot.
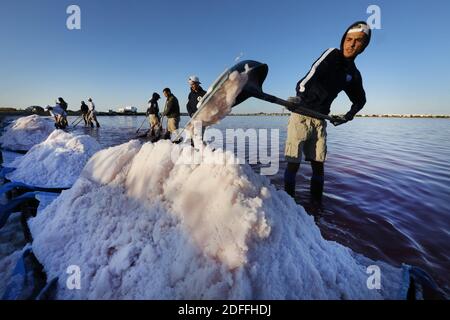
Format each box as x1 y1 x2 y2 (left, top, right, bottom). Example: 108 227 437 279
2 114 449 295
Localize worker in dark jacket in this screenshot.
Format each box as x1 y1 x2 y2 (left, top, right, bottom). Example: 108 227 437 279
284 21 371 206
80 101 89 126
45 101 68 129
57 97 68 127
186 75 206 117
162 88 180 134
58 97 68 111
146 92 161 136
186 75 207 145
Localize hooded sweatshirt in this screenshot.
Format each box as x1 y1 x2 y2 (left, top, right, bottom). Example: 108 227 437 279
295 21 371 120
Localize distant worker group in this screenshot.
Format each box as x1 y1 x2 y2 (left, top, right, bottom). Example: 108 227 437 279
80 98 101 128
45 97 100 129
143 75 206 140
45 74 206 136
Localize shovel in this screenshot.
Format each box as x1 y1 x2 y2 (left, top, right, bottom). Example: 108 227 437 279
172 60 333 143
231 60 333 121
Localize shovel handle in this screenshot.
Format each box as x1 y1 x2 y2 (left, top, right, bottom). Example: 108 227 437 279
70 115 82 125
251 90 333 121
136 116 148 133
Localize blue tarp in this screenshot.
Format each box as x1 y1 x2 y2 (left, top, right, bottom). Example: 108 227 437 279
0 167 16 179
0 180 68 196
1 149 25 168
1 190 60 300
0 178 68 232
2 246 34 300
0 181 35 195
35 277 59 300
2 245 58 300
0 191 38 228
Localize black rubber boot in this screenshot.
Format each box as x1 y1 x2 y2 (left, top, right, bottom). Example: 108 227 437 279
284 181 295 198
310 175 324 205
284 163 298 198
310 161 324 206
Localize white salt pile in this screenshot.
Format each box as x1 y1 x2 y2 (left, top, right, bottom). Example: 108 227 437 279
29 140 405 299
6 130 101 189
0 115 56 152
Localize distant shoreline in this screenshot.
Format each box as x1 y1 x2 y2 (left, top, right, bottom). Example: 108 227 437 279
0 109 449 119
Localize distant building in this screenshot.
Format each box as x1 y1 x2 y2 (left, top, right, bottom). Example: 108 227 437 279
118 106 138 114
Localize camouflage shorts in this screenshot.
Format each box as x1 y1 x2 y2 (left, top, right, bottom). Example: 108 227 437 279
284 113 327 163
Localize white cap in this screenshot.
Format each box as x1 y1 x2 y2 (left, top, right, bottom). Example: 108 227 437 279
347 23 370 36
188 75 201 85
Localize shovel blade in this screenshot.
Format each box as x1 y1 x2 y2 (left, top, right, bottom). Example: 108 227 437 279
231 60 269 107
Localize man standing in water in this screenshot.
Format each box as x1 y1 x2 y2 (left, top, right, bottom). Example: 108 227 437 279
45 102 68 129
80 101 90 126
162 88 180 135
284 21 371 207
146 92 161 137
87 98 101 128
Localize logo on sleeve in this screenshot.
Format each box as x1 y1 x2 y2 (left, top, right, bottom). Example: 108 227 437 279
346 74 353 82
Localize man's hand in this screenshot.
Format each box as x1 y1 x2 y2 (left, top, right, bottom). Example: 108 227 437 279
330 115 348 126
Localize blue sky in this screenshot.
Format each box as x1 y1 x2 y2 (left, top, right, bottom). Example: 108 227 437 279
1 0 449 114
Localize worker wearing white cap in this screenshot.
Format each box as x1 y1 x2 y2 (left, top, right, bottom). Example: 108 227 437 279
284 21 372 206
186 75 206 118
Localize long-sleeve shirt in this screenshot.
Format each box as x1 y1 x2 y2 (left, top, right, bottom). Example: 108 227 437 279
295 48 366 120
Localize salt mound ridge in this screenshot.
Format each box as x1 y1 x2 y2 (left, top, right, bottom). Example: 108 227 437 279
7 130 101 188
0 115 55 151
29 140 404 299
